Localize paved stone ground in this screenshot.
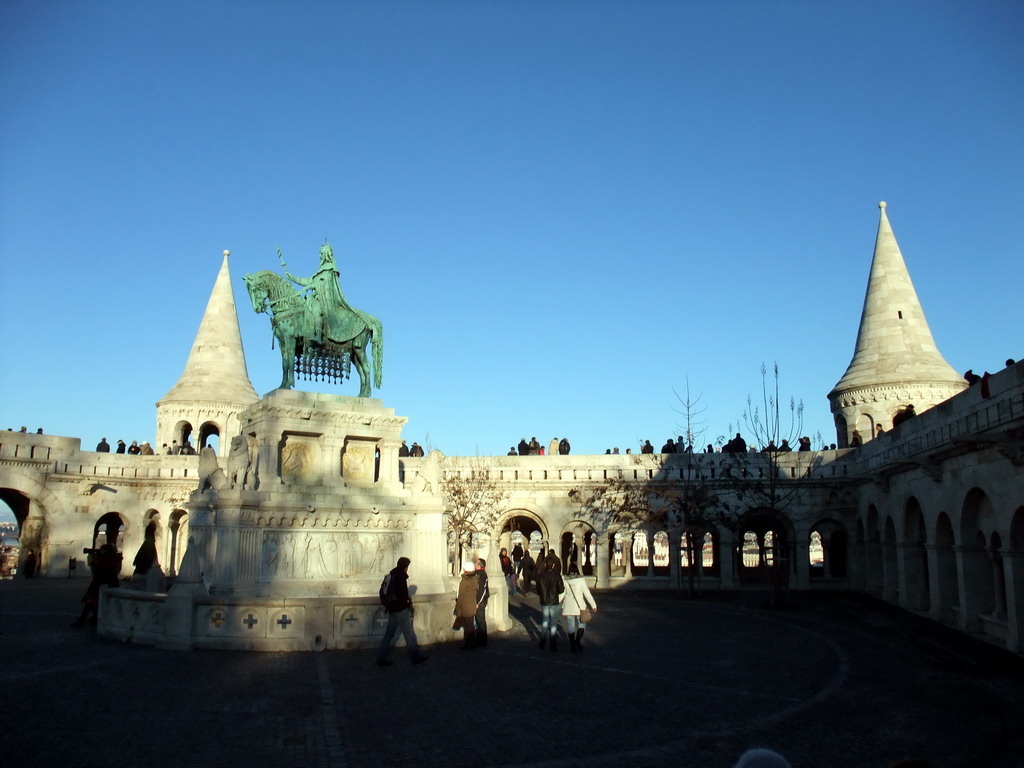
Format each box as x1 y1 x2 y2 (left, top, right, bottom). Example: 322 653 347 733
3 579 1024 768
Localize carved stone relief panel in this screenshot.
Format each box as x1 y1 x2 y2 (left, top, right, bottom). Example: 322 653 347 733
260 530 403 582
280 433 319 483
342 438 378 485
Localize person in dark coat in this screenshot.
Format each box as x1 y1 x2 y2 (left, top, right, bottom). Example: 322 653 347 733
535 553 565 651
558 438 571 455
377 556 427 666
398 440 410 457
96 438 110 453
455 561 479 650
474 558 490 647
511 542 525 576
517 438 529 456
520 549 536 594
132 522 159 576
71 544 122 627
22 549 38 578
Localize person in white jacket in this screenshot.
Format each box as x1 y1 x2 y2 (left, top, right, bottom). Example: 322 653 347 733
561 563 597 652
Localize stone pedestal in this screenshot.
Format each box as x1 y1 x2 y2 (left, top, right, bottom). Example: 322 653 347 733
99 391 452 651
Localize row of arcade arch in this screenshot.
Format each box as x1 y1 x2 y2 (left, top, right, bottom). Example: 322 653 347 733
494 509 850 588
859 486 1024 647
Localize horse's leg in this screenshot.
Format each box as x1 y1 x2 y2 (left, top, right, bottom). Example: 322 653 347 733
353 331 371 397
280 333 295 390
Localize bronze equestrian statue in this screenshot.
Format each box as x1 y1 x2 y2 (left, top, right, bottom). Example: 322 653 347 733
243 243 383 396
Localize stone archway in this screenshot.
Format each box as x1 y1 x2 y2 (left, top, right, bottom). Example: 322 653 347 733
901 497 930 612
559 520 597 576
958 487 996 632
497 511 548 557
199 421 221 454
735 508 795 603
0 472 64 577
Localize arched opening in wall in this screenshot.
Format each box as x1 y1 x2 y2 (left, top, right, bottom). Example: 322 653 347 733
736 510 791 589
647 531 666 575
630 531 649 576
93 512 125 550
809 532 824 575
960 487 997 631
680 529 718 588
172 421 195 454
92 512 126 578
498 512 547 576
902 497 930 612
168 509 189 577
856 413 875 443
0 489 42 576
834 413 848 449
198 421 220 454
143 509 163 571
610 531 626 575
558 522 596 576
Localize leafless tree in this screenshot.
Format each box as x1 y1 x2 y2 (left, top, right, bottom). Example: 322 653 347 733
439 456 510 573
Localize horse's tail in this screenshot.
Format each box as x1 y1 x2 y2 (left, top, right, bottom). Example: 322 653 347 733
370 314 383 389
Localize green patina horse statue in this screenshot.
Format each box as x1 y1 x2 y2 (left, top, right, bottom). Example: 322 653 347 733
243 248 383 396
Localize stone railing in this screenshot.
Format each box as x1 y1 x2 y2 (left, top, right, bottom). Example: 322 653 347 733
848 362 1024 474
399 448 854 492
0 432 198 481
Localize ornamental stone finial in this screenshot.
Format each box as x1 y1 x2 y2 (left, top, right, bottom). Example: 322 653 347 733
878 201 887 210
223 249 230 257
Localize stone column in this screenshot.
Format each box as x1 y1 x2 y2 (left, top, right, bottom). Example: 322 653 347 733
596 530 611 589
792 538 810 589
1002 550 1024 654
378 438 402 487
668 530 681 589
718 531 737 589
646 529 655 578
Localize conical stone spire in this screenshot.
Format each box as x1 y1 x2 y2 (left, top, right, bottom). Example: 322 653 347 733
828 203 966 445
156 251 259 454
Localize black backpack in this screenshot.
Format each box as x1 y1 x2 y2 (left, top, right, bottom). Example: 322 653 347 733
379 572 401 610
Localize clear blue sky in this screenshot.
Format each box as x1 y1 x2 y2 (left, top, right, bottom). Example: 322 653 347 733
1 1 1022 477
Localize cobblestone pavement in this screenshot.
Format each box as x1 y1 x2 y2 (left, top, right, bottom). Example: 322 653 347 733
3 579 1023 768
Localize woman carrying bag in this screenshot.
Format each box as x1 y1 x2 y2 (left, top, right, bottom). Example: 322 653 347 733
561 563 597 652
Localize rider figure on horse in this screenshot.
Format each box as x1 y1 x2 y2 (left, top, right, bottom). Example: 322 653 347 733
282 243 359 345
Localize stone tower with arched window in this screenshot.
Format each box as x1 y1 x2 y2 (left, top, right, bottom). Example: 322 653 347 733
828 203 966 447
156 251 259 456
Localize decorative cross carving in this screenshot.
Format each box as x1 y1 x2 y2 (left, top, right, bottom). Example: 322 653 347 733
243 613 258 630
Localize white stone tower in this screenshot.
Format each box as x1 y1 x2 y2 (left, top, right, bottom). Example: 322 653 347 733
156 251 260 455
828 203 966 446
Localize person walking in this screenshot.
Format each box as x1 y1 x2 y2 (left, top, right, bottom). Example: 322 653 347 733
71 544 121 627
520 548 536 594
455 561 479 650
511 541 524 577
499 547 517 597
535 553 564 651
376 557 428 666
475 558 490 647
561 563 597 651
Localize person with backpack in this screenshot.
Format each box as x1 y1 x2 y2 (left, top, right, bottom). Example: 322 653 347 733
376 557 428 667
